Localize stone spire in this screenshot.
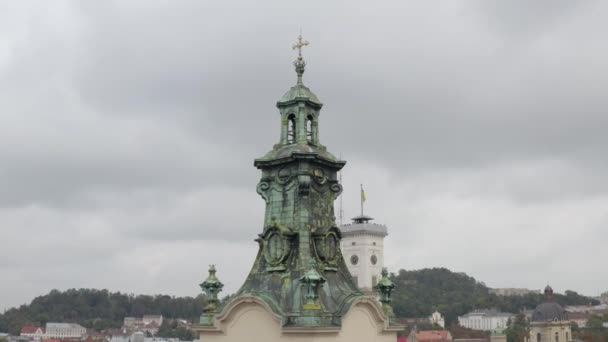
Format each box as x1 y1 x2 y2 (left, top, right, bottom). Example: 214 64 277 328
229 35 364 328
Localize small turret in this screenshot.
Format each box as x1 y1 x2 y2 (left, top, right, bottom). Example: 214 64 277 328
199 265 224 325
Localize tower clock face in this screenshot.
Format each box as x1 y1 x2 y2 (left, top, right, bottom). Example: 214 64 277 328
350 255 359 265
370 255 378 265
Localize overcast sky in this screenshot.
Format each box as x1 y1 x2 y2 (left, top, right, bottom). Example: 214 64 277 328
1 1 607 312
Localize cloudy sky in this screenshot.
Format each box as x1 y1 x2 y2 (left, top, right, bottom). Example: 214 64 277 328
1 1 607 311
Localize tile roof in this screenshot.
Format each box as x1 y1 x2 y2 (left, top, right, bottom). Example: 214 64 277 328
417 330 451 342
21 325 42 334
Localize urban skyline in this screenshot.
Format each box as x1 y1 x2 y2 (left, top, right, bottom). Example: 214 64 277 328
1 1 607 312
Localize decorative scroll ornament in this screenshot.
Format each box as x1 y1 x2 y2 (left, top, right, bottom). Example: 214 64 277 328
312 226 341 271
256 181 270 203
259 224 295 272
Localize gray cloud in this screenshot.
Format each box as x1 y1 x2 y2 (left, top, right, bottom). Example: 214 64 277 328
1 0 607 311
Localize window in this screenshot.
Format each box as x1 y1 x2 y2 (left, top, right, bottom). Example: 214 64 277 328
555 332 559 342
352 241 356 245
306 114 313 143
287 114 296 143
372 275 377 285
565 332 569 341
537 333 541 342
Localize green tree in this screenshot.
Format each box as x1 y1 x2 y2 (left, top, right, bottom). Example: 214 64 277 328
586 316 604 330
504 313 530 342
156 320 194 340
0 289 209 335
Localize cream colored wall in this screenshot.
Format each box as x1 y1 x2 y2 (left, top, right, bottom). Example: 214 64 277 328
529 322 572 342
198 299 398 342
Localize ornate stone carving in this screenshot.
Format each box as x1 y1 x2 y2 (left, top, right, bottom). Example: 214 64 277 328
256 181 270 203
312 226 342 271
258 224 295 272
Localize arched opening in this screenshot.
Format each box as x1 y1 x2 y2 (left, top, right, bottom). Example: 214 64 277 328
306 114 314 143
537 333 542 342
287 114 296 144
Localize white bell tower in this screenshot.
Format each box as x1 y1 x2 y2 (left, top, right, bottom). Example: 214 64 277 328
339 214 388 292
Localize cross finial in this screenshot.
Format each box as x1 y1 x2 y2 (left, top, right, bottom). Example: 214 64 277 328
292 33 309 58
292 33 309 84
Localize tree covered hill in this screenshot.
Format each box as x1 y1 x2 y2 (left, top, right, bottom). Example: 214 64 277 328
0 289 208 335
0 269 598 335
390 268 598 325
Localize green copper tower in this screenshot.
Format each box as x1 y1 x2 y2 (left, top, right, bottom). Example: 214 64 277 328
232 35 363 328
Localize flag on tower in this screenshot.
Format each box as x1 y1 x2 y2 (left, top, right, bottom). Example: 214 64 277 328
361 184 366 203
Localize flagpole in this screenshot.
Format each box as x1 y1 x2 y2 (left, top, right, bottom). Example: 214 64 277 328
360 184 364 216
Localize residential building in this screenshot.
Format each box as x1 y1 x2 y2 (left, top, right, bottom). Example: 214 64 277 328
122 315 163 335
458 310 513 332
20 326 44 340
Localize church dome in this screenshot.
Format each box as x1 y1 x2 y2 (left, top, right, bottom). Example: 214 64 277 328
531 302 567 322
531 285 567 322
278 84 322 106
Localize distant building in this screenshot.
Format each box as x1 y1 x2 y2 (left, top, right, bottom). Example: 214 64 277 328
429 311 446 328
122 315 163 335
20 326 44 340
339 214 387 292
142 316 163 327
566 312 591 328
132 332 145 342
527 285 572 342
490 288 538 297
44 323 86 339
458 310 513 332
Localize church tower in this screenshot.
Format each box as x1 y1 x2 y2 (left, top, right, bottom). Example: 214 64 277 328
195 35 401 341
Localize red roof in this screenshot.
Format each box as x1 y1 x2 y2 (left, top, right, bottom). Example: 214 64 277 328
21 325 42 334
416 330 451 342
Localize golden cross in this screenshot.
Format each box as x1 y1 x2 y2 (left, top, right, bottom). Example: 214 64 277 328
292 34 309 58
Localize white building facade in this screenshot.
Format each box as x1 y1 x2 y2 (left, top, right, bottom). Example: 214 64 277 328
429 310 446 328
458 310 513 332
44 323 86 339
339 215 388 292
